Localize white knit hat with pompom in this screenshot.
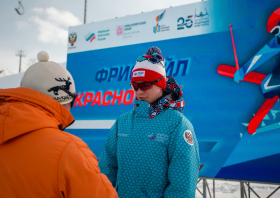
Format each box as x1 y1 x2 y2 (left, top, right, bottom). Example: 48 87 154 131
21 51 76 105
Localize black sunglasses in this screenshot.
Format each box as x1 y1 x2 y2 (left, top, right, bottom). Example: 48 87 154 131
130 76 165 91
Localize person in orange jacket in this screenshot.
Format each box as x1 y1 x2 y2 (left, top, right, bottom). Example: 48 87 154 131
0 51 118 198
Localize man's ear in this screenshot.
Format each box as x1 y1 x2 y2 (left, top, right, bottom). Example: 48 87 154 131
62 102 71 111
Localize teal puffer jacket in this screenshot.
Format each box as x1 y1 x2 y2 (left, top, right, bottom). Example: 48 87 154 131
99 100 200 198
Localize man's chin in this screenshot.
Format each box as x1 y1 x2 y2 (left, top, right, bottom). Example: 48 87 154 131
137 97 148 101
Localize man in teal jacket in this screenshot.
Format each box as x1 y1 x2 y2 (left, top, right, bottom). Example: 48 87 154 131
99 47 200 198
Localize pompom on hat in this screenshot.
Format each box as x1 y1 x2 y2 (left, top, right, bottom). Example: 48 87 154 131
146 46 162 55
21 51 76 105
131 47 166 90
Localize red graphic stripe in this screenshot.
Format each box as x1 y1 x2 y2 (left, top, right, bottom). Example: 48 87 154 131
229 24 240 70
248 95 279 134
90 36 96 43
217 65 266 84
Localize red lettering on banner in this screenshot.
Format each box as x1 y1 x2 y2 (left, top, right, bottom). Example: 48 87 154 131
75 89 136 107
112 90 124 105
102 91 113 106
123 89 135 105
83 92 94 106
74 93 85 107
91 92 102 106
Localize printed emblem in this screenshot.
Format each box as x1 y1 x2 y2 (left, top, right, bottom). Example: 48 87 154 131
148 133 156 140
48 77 72 95
69 32 77 46
183 130 194 145
147 133 169 142
133 71 145 77
153 10 168 34
47 77 75 102
84 31 96 43
116 26 123 36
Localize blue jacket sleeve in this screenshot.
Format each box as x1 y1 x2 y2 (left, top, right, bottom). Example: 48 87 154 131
164 118 200 198
99 121 118 187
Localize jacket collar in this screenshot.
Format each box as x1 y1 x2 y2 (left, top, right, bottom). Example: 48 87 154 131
0 87 74 144
134 100 150 118
133 76 185 119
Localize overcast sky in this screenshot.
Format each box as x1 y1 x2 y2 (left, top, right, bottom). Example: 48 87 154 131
0 0 202 75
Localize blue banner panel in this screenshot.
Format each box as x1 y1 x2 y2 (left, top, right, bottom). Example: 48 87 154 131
67 0 280 183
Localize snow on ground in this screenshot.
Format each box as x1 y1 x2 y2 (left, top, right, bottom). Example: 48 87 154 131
196 180 280 198
0 70 16 78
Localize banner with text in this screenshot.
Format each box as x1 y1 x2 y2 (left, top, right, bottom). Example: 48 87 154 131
67 0 280 183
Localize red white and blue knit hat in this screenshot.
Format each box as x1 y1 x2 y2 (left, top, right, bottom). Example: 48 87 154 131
131 47 166 90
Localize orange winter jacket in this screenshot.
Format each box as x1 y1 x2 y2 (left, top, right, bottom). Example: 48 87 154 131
0 88 118 198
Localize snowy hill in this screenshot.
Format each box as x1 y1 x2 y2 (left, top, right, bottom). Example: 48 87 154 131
0 72 24 89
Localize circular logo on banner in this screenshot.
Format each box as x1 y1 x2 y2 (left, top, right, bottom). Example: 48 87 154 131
183 130 194 145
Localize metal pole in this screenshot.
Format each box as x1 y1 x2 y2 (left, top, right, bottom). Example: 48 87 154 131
84 0 87 24
245 183 261 198
203 179 207 198
196 178 203 196
240 182 245 198
206 180 212 198
267 186 280 198
248 183 250 198
244 185 248 198
16 49 25 73
196 187 203 196
213 180 215 198
19 54 22 73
